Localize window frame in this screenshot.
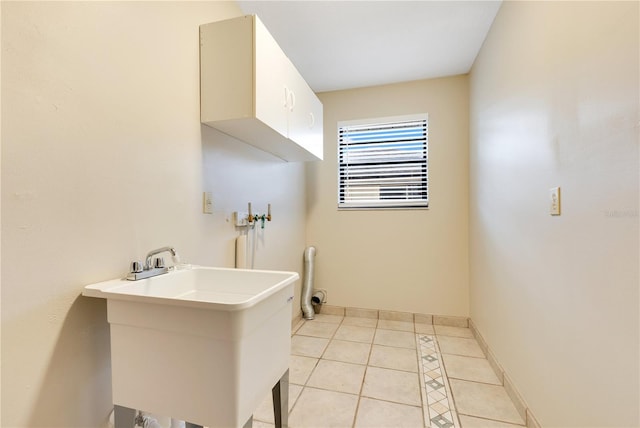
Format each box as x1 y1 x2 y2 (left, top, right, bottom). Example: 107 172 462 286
337 113 429 210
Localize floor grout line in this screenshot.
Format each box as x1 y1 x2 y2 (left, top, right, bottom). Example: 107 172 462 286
286 319 523 428
455 412 526 427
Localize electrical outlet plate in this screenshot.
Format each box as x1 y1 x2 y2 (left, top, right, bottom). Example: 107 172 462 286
550 187 561 215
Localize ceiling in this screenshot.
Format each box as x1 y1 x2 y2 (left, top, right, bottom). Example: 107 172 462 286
238 1 502 93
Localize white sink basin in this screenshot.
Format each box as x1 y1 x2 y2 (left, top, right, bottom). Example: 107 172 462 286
83 265 299 427
84 265 297 310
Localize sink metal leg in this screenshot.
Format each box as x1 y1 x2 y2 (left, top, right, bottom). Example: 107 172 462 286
114 405 137 428
272 369 289 428
136 371 286 428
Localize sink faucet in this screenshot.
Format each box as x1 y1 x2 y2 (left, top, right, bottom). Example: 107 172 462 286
145 246 179 270
127 246 180 281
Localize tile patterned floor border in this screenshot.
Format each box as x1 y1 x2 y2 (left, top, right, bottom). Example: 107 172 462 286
417 334 461 428
286 313 532 428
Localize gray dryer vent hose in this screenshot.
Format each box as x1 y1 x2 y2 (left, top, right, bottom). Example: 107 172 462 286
301 246 316 320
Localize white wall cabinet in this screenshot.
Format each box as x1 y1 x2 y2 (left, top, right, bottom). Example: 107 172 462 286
200 15 323 162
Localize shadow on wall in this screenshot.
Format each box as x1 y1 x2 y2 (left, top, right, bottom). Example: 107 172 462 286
200 124 285 169
304 159 321 213
28 296 112 428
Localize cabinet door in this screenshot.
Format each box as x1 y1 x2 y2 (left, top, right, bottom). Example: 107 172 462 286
254 16 288 139
286 59 324 160
200 17 253 123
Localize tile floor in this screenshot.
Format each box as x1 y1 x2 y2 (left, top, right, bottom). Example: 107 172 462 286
252 314 526 428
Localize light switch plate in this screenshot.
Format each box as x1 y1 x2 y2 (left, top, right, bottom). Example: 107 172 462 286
550 187 561 215
203 192 213 214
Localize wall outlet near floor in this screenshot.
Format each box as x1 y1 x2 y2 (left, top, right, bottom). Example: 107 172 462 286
550 187 561 215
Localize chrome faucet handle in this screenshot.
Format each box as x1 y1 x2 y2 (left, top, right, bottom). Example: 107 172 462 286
154 257 165 269
130 261 144 273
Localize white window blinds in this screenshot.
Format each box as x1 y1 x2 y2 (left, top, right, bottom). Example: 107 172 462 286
338 114 429 209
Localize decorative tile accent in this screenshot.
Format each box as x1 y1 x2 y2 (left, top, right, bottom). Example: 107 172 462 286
418 334 460 428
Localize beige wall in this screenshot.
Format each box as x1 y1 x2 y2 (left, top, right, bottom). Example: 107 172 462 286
307 77 469 316
1 2 306 427
0 1 3 424
469 2 639 426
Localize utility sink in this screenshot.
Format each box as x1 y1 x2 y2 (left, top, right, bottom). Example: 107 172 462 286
83 266 299 427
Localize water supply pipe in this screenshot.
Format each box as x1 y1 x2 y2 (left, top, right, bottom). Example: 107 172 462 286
301 246 316 320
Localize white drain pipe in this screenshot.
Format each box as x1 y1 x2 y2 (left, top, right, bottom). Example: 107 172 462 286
301 246 316 320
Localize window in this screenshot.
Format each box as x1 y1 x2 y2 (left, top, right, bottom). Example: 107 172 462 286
338 114 428 209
